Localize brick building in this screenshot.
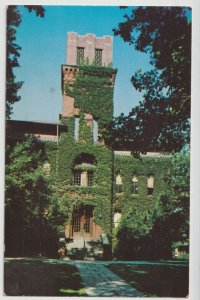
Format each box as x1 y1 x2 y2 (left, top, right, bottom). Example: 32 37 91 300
6 32 171 260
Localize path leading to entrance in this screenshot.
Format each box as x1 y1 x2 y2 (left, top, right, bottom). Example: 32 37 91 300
73 261 143 297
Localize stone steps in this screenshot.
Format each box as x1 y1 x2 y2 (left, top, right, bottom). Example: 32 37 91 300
66 238 103 260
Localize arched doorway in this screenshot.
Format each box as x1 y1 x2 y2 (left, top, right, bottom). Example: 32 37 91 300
72 205 94 238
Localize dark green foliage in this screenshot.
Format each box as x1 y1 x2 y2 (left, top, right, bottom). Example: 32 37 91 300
108 263 189 297
113 206 153 260
24 5 45 17
4 259 86 296
5 137 57 257
113 152 189 260
168 153 190 243
6 6 23 118
151 153 189 257
107 7 191 153
65 65 117 131
113 155 171 212
6 5 45 118
113 201 178 260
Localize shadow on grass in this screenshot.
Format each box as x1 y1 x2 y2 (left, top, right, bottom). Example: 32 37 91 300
107 263 189 297
4 258 87 296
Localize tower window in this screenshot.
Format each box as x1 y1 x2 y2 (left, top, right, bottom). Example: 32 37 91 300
95 49 102 66
132 175 138 194
77 47 84 65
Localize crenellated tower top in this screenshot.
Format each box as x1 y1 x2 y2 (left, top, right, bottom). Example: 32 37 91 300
60 32 117 138
66 32 113 66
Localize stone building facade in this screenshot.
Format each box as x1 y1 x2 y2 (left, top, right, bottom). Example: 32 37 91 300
6 32 171 259
56 33 171 258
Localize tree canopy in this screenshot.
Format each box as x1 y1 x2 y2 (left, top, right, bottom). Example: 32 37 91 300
105 7 191 154
6 5 45 118
113 152 190 260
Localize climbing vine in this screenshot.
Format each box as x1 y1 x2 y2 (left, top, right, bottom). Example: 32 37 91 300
113 155 172 214
43 116 113 236
65 65 117 131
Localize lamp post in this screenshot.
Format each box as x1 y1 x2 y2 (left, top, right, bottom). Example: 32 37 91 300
81 214 86 260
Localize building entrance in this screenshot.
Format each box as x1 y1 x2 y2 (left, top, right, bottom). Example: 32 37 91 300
72 205 93 238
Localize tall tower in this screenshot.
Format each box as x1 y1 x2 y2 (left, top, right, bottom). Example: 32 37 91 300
59 33 117 254
61 32 117 137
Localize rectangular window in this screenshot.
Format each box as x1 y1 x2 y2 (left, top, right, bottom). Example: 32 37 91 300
95 49 102 66
132 182 139 194
116 184 123 193
73 170 81 186
74 117 79 141
77 47 84 65
93 119 98 143
147 175 154 195
147 175 154 188
73 215 81 232
147 188 154 195
87 171 94 186
83 217 90 233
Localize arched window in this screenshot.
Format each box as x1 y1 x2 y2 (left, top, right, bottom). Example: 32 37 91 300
114 211 122 228
73 154 96 187
147 174 154 195
115 173 123 193
132 175 139 194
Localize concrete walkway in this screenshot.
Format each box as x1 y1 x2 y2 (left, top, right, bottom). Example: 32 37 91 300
73 261 143 297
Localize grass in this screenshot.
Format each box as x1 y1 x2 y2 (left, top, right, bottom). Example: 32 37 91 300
4 258 87 296
107 263 189 297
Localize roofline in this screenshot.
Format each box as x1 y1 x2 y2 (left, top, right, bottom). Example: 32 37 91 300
6 119 67 127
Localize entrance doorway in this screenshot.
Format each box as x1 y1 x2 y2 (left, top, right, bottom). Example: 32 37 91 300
72 205 93 238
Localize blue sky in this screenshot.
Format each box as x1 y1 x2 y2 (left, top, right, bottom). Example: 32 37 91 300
12 6 151 122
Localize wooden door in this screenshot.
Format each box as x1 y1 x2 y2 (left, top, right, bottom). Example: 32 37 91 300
72 206 93 238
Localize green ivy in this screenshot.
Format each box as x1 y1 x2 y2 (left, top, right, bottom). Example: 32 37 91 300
113 155 172 214
44 126 172 240
42 64 172 243
65 65 117 131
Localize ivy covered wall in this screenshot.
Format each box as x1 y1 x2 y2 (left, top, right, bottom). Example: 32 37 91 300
113 155 171 215
43 64 172 242
65 65 117 131
43 116 113 236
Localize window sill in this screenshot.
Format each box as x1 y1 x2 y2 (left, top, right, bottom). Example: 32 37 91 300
73 185 95 188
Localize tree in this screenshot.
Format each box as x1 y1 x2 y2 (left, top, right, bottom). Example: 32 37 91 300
149 152 190 258
113 207 154 260
5 137 53 256
105 7 191 153
6 5 45 118
168 152 190 243
113 152 190 260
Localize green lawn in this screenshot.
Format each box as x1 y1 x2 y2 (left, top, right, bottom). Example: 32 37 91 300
4 258 86 296
107 263 189 297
